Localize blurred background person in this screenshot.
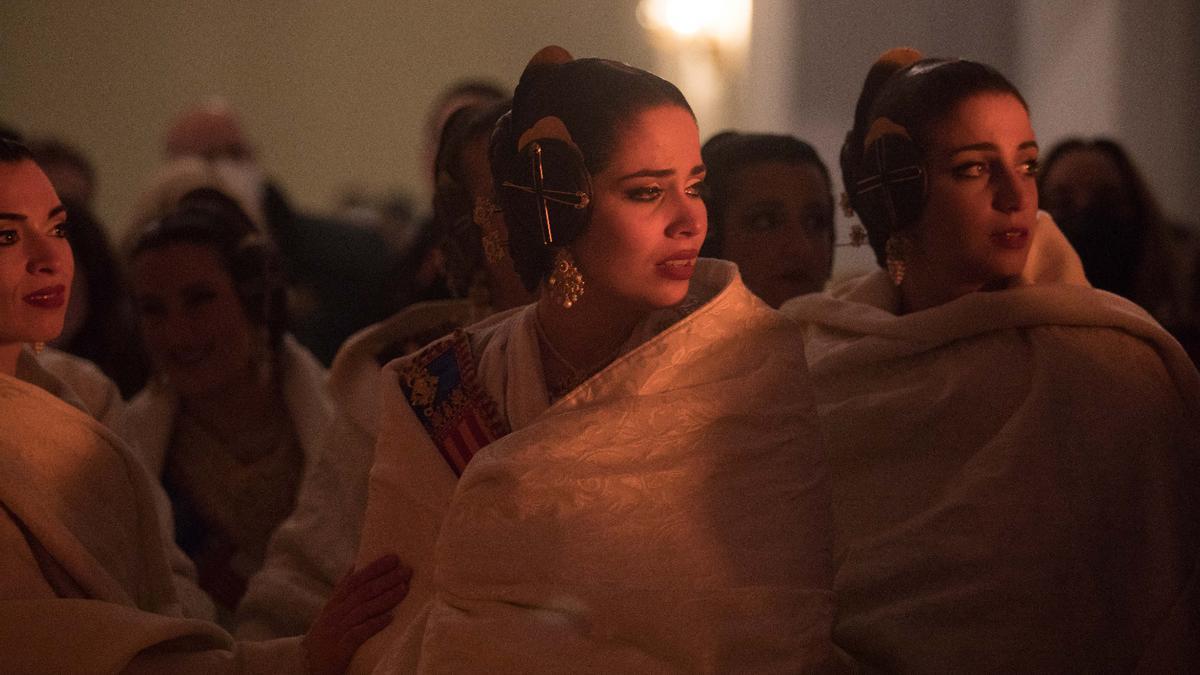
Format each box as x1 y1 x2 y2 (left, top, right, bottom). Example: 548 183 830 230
235 96 532 641
1039 137 1200 359
124 188 332 626
393 80 508 309
700 131 835 307
162 98 401 364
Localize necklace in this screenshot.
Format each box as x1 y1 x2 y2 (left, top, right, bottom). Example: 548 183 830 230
534 310 627 400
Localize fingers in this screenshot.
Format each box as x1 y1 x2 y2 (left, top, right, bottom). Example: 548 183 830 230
341 582 409 631
323 555 410 625
342 554 401 595
338 610 395 653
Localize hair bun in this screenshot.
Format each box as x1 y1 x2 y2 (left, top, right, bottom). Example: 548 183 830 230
526 45 574 68
876 47 922 69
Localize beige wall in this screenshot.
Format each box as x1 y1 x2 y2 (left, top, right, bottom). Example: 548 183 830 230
1 1 653 236
3 0 1197 276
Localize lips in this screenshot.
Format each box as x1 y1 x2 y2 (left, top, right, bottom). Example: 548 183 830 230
657 250 699 281
990 228 1029 250
23 285 66 309
166 344 214 367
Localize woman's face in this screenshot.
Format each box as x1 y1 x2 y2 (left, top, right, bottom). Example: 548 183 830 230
571 104 706 312
132 242 259 397
1039 147 1133 233
909 92 1039 289
0 160 74 348
718 161 833 307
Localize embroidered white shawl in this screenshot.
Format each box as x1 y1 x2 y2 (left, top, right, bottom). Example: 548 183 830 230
353 260 835 672
781 214 1200 671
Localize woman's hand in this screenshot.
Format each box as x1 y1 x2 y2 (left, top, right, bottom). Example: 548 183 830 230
302 554 410 675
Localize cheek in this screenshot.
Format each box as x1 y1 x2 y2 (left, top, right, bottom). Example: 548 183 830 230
721 229 777 274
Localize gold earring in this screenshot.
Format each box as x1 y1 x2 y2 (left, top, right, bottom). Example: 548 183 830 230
885 236 906 287
32 341 45 355
547 248 584 308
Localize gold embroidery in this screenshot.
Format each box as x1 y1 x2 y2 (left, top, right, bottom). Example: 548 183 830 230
428 389 470 433
400 363 439 407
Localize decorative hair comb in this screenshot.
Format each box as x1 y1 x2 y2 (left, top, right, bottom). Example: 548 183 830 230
502 115 591 246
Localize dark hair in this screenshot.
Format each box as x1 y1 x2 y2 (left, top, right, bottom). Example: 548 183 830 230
842 55 1027 266
699 131 834 258
0 124 23 143
492 54 693 291
0 136 33 163
1037 137 1173 302
1038 137 1161 226
434 99 512 295
57 201 152 397
131 188 287 349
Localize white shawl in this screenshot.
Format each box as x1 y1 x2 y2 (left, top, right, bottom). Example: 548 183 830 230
236 299 491 639
353 260 835 672
0 371 302 673
781 215 1200 671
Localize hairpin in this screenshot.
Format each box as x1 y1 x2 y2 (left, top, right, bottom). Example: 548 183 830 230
501 142 590 246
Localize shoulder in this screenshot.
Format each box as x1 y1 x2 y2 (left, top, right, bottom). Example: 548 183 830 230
1027 324 1186 401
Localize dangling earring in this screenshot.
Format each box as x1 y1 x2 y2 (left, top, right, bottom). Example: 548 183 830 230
885 236 907 287
32 341 45 355
547 248 585 309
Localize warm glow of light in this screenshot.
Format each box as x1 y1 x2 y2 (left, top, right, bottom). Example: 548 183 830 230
637 0 753 49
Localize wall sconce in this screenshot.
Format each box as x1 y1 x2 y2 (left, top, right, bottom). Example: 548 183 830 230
637 0 753 70
637 0 753 137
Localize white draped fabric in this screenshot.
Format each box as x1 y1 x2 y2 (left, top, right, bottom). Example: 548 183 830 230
236 299 490 639
353 260 835 673
0 370 302 674
781 214 1200 671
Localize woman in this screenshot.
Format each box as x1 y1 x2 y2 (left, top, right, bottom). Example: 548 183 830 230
124 188 333 622
700 131 836 307
351 46 834 672
1039 137 1200 352
782 49 1199 670
0 137 406 673
235 98 531 641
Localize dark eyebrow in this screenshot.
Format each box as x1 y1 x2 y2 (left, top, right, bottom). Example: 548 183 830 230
618 164 706 181
0 204 66 222
948 140 1039 156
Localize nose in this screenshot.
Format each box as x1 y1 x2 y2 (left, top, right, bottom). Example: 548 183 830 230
25 232 66 276
993 167 1030 213
666 192 706 240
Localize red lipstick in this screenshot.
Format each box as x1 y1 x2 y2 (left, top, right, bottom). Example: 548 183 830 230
991 228 1029 250
656 250 699 281
23 285 66 309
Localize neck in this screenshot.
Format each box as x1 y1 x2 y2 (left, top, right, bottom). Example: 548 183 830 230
536 287 645 383
0 344 20 378
180 360 280 439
